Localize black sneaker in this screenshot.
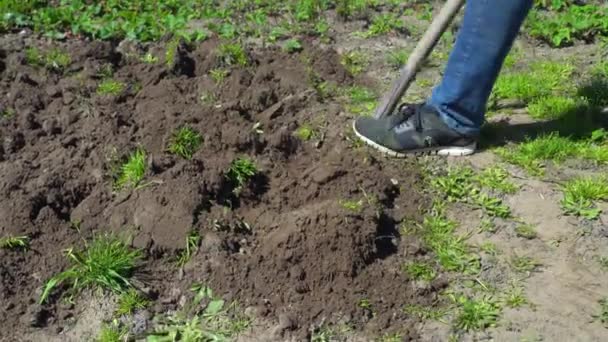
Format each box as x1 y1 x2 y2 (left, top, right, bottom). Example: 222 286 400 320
352 104 477 157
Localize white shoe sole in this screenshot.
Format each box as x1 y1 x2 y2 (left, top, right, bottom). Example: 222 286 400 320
352 121 476 157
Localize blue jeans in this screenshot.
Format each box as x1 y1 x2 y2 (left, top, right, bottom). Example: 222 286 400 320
427 0 533 137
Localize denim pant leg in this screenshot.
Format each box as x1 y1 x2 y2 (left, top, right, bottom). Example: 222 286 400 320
428 0 533 136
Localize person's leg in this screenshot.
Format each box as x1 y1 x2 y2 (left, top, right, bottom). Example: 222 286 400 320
352 0 533 156
428 0 533 136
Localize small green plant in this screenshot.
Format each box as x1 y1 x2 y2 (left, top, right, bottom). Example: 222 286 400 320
526 5 608 47
98 322 128 342
386 49 409 70
226 157 258 193
527 96 580 120
511 255 541 274
45 48 71 71
515 224 538 239
344 86 377 116
97 79 126 96
478 218 497 234
561 176 608 220
0 235 30 249
403 262 436 282
218 42 248 67
116 289 149 316
176 230 201 267
0 108 15 119
147 284 250 341
452 295 501 331
366 13 403 37
377 333 403 342
598 256 608 270
594 298 608 327
115 148 147 189
340 51 368 76
210 68 229 83
295 124 316 141
40 233 142 304
336 0 369 19
414 211 480 275
479 241 498 256
502 284 528 308
168 126 203 160
283 38 303 53
141 52 159 64
474 166 518 194
339 199 364 212
403 304 448 322
25 47 71 72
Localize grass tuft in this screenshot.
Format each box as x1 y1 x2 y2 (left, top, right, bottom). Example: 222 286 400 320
25 47 71 72
218 42 248 67
40 233 142 304
511 255 541 274
452 295 501 331
115 148 147 190
561 176 608 220
340 51 368 76
403 262 436 282
0 235 30 249
594 298 608 327
515 224 538 239
97 79 126 96
295 124 317 141
168 126 203 160
176 230 201 267
226 157 258 194
365 13 403 37
98 323 128 342
116 289 149 316
386 49 409 70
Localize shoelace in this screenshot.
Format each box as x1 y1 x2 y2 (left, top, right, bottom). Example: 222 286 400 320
394 103 423 132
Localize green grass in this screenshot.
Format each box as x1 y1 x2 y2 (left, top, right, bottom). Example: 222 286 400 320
283 38 303 53
295 124 317 141
335 0 370 19
526 4 608 47
226 157 258 194
431 166 511 218
405 211 480 275
386 49 409 70
340 51 368 76
365 13 403 37
511 255 541 274
0 108 15 120
502 284 528 309
40 233 142 304
98 323 128 342
495 131 608 176
176 230 201 267
598 256 608 271
1 0 218 41
452 295 501 331
344 86 377 116
595 298 608 327
492 61 574 104
561 176 608 220
527 96 581 120
0 235 30 249
479 241 499 256
114 148 147 190
116 289 149 316
403 262 436 282
403 304 448 322
25 47 71 72
474 166 518 194
339 199 364 212
168 126 203 160
578 76 608 108
217 42 248 67
97 79 126 96
210 68 229 83
148 284 250 341
515 224 538 239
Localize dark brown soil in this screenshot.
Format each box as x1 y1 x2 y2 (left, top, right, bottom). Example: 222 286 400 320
0 33 439 340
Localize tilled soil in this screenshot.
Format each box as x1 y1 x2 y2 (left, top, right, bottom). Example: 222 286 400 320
0 33 438 340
